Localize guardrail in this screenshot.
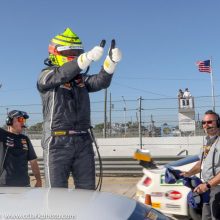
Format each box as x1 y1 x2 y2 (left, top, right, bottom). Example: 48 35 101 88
29 155 186 177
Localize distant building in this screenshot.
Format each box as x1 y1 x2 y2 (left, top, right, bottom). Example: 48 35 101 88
178 90 195 135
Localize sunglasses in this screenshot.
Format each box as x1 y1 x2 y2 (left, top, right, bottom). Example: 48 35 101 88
202 120 216 125
17 117 26 123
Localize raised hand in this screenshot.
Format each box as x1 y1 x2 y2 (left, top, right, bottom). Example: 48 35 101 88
77 40 106 70
103 39 122 74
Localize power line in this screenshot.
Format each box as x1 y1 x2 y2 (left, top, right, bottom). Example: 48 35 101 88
114 82 170 97
0 94 220 107
118 76 220 81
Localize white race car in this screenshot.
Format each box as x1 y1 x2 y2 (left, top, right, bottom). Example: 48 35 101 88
0 187 172 220
135 151 201 220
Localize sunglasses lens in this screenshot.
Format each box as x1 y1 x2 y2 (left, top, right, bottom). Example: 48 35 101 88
202 120 213 125
17 117 26 123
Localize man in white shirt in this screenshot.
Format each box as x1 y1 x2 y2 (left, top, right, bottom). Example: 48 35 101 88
183 88 192 106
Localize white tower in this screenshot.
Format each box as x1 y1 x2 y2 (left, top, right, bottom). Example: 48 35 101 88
178 96 196 135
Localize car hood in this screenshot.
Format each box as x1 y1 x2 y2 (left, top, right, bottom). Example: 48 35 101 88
0 187 170 220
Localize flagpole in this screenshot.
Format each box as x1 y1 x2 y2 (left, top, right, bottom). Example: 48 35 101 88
210 57 215 111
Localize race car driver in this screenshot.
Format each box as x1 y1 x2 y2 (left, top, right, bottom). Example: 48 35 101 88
37 27 122 189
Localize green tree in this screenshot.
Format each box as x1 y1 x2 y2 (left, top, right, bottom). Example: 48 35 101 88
28 122 43 132
94 123 104 131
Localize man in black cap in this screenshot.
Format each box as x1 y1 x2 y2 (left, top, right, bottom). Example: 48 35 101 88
0 110 42 187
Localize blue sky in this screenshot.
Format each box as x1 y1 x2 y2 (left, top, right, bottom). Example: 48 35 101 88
0 0 220 126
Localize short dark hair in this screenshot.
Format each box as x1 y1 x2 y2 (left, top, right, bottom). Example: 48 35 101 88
205 110 219 118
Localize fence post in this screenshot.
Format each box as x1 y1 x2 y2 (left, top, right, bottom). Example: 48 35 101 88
104 89 107 138
138 96 143 149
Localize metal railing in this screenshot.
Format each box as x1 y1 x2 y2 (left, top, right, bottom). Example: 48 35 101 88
29 155 186 177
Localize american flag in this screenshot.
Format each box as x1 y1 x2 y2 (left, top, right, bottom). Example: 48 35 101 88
196 60 211 73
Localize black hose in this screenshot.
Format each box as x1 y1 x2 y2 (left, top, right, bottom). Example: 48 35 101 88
89 127 103 191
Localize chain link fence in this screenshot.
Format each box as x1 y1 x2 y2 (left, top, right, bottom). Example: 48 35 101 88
1 94 219 139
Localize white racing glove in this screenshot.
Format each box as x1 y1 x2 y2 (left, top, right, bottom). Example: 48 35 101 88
77 40 105 70
104 39 122 74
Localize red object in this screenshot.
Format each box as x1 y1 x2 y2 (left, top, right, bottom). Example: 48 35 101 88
143 177 152 187
165 190 182 200
145 194 152 205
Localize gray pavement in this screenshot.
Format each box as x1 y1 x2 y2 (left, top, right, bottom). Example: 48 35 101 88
99 177 140 199
30 176 140 200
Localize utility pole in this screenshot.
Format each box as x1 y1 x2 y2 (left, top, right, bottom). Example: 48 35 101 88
138 96 143 149
150 114 155 137
109 92 112 137
122 96 127 137
103 89 107 138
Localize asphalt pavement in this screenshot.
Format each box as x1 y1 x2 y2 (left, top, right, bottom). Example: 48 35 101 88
30 176 140 199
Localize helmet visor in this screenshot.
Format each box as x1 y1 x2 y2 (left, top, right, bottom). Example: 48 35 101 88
59 49 84 57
